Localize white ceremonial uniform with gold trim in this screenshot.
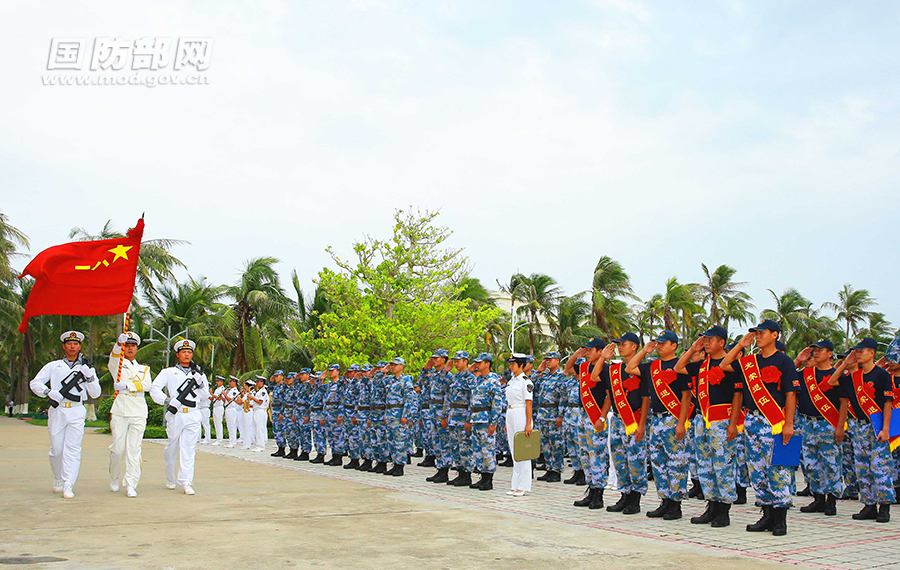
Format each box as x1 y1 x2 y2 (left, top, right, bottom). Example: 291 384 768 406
108 344 151 492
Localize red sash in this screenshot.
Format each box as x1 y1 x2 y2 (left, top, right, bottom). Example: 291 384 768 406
650 360 692 426
739 354 786 435
578 362 606 432
802 367 841 429
697 358 745 430
609 362 639 435
851 369 883 421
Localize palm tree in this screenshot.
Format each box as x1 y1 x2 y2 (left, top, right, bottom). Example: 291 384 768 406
507 273 560 355
591 256 638 337
554 293 604 355
634 296 663 345
859 312 894 348
455 276 496 310
760 288 815 348
822 284 877 350
655 277 703 339
0 210 29 284
699 264 755 327
69 220 187 306
226 257 296 374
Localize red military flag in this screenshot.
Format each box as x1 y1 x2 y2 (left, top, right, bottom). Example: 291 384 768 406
18 218 144 333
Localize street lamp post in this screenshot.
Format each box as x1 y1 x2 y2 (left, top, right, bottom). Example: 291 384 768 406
147 324 190 367
508 321 530 353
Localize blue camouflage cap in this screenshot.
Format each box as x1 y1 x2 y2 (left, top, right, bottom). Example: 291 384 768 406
286 372 296 379
525 355 535 363
299 368 311 374
349 364 361 371
392 357 405 365
273 370 284 376
376 360 387 367
432 348 449 358
473 352 493 363
362 364 373 371
544 351 561 360
453 350 470 360
327 363 340 371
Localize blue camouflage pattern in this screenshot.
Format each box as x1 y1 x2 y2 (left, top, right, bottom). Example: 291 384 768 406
743 411 793 507
648 414 690 501
609 414 648 494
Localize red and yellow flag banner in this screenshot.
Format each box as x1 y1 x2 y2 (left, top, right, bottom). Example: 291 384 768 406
18 218 144 333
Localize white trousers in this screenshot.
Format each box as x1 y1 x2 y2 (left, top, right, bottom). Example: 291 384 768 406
253 409 268 449
225 407 240 445
109 414 147 489
164 411 201 487
213 406 225 441
200 407 212 442
241 411 255 448
506 407 532 492
47 405 86 489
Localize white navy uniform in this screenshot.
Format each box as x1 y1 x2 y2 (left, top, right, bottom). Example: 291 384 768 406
150 364 209 490
241 387 255 449
30 356 101 495
251 385 270 452
506 372 534 493
212 385 226 445
223 386 241 447
198 384 212 444
108 342 151 493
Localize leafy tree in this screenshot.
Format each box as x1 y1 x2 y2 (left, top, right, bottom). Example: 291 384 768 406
591 256 637 337
507 273 560 355
822 284 877 350
554 293 604 355
699 264 755 328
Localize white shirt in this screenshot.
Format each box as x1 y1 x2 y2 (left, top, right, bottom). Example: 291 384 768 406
108 347 151 418
150 366 209 414
505 373 533 409
250 387 269 410
212 386 226 408
223 387 240 410
30 358 101 404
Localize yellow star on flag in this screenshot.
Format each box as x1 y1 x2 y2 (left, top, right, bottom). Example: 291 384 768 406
108 245 133 263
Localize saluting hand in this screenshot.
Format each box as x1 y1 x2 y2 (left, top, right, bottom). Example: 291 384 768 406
644 340 659 354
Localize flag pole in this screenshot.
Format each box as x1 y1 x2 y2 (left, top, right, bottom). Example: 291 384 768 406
115 311 131 393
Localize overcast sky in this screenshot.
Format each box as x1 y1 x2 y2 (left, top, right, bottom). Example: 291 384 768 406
3 1 898 335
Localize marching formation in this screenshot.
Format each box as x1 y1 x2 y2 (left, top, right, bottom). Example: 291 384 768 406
29 321 900 539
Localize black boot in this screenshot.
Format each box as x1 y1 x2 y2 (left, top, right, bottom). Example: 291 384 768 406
413 448 424 458
607 492 629 512
564 469 584 485
326 453 343 466
295 450 309 461
853 504 878 520
588 488 605 510
358 459 373 471
662 500 682 520
646 499 670 518
470 473 489 489
747 505 773 532
449 470 471 487
734 485 747 505
823 494 837 516
772 506 787 536
535 453 547 471
574 470 587 486
391 464 405 477
800 493 825 513
574 487 597 507
417 455 436 468
690 501 716 524
477 472 494 491
710 502 731 528
430 467 450 484
309 453 325 464
688 479 703 499
284 448 298 459
622 491 642 515
797 484 811 497
894 487 900 505
877 503 891 523
271 446 286 457
372 461 387 474
498 455 513 467
343 458 360 470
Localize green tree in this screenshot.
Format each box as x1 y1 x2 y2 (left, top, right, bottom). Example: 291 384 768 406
655 277 703 340
822 284 877 350
591 256 637 337
699 264 755 328
508 272 560 356
554 293 604 355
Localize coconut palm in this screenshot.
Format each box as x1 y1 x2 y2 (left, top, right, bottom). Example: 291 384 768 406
699 264 755 327
859 312 894 349
554 293 604 355
507 273 560 355
655 277 703 339
591 256 638 337
634 296 664 345
822 284 877 350
0 210 29 284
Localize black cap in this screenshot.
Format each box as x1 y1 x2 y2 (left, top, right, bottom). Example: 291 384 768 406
612 332 640 344
701 325 728 340
852 337 878 351
775 340 787 352
811 338 835 351
583 337 607 349
749 319 781 333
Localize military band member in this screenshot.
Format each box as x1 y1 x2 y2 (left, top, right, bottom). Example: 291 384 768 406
720 320 800 536
223 376 241 448
626 330 693 521
30 331 101 499
150 339 209 495
211 376 226 446
199 372 213 445
238 380 255 450
108 331 151 498
250 375 270 452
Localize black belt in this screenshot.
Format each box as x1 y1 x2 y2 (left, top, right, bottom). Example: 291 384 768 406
283 405 294 409
420 404 430 409
371 405 385 410
325 401 339 406
566 403 580 408
358 406 370 410
430 399 444 405
449 403 468 409
311 407 323 411
538 403 559 408
800 412 826 421
470 406 490 412
344 405 354 410
385 404 404 409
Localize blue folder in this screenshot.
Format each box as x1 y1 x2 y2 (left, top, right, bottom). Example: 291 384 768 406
771 435 802 467
869 411 900 438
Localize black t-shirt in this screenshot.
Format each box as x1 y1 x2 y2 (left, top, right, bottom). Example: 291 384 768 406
601 361 645 414
686 357 737 407
839 366 894 420
736 351 800 412
581 362 609 409
797 366 840 417
637 358 690 414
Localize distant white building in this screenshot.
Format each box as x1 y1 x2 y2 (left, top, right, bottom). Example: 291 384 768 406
488 289 555 341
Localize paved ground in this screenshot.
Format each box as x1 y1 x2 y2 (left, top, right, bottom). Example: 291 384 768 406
0 416 895 569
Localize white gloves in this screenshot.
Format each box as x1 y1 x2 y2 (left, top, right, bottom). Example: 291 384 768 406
114 382 128 392
118 333 128 345
48 390 62 403
77 365 98 382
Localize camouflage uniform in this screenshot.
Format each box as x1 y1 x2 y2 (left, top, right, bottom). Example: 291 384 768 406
605 362 648 495
561 368 584 472
534 369 566 474
384 365 418 464
308 379 326 455
282 379 299 450
323 375 346 455
370 367 388 463
444 362 475 472
356 369 373 461
430 367 453 469
342 368 362 461
470 369 501 473
416 367 433 456
797 367 843 496
270 381 286 448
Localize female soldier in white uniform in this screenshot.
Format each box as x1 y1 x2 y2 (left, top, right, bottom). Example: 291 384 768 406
505 353 534 496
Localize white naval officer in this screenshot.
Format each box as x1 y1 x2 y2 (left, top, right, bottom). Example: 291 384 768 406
198 374 212 444
505 353 534 497
223 376 241 448
211 376 226 445
29 331 101 499
250 375 270 452
108 331 151 498
149 339 209 495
